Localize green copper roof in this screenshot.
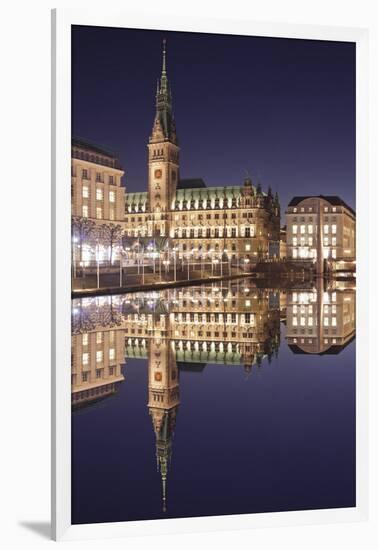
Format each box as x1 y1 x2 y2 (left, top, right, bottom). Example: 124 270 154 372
125 192 148 207
125 185 268 210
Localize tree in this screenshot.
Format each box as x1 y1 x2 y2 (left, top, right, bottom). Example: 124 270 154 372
72 217 96 266
101 223 123 266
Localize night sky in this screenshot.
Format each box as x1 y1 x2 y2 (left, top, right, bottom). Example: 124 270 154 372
72 26 356 214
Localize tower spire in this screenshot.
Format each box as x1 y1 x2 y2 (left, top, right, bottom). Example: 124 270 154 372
160 38 168 92
162 38 167 76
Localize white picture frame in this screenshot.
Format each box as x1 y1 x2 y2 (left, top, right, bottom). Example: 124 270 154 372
51 8 369 541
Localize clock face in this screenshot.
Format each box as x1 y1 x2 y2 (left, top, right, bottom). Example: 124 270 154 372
154 169 162 179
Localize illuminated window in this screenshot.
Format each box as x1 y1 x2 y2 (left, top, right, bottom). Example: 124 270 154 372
82 353 89 366
332 249 336 259
96 188 103 201
293 292 298 302
332 292 336 302
96 350 103 363
300 225 305 234
82 333 88 346
331 317 337 327
324 237 329 246
324 317 329 326
109 348 115 361
293 316 298 326
292 248 298 259
308 317 313 326
82 205 89 218
308 225 313 234
331 224 337 234
82 186 89 198
245 244 251 251
292 225 298 234
332 237 337 246
293 237 297 246
96 332 103 344
324 207 329 212
324 225 329 234
300 317 306 326
109 190 115 203
109 208 115 221
308 237 313 246
96 207 103 219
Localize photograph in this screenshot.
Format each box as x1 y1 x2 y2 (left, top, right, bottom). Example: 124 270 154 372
70 25 356 525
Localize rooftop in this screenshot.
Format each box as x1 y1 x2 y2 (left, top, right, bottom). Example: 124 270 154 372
288 195 355 216
72 137 123 169
177 178 207 190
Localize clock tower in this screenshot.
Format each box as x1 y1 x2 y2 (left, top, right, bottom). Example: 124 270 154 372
147 40 180 237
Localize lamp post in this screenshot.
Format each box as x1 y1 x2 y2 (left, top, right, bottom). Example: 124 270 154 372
142 246 145 285
96 241 100 289
72 236 78 279
173 247 177 282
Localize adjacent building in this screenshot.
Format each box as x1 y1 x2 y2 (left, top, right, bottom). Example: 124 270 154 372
71 138 125 222
285 196 355 273
285 278 355 354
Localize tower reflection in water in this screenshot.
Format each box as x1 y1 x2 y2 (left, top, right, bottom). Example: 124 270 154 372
71 278 355 512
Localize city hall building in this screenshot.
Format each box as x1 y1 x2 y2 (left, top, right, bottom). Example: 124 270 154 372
71 42 281 268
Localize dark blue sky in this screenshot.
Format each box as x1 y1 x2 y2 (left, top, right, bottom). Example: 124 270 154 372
72 26 356 212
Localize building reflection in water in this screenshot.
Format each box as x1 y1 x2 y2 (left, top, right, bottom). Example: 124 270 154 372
71 278 355 510
71 296 126 408
285 279 356 354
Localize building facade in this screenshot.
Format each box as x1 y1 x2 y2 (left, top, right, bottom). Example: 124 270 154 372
123 42 281 265
285 279 355 354
72 138 125 222
285 196 356 273
71 139 126 270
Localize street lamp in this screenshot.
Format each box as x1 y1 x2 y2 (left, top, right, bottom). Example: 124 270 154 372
95 241 100 289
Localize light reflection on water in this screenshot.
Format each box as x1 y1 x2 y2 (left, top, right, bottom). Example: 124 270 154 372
71 278 356 524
